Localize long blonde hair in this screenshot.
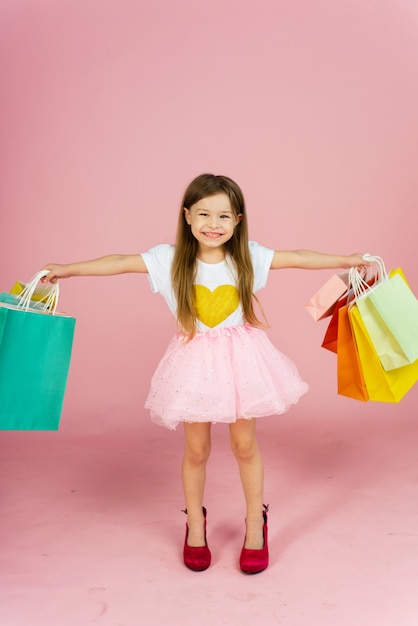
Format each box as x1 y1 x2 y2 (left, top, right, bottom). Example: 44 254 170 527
171 173 266 335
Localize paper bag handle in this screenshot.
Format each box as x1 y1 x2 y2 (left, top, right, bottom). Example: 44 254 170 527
17 270 60 315
348 254 387 302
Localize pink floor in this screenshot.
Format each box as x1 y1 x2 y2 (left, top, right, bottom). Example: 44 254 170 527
1 407 418 626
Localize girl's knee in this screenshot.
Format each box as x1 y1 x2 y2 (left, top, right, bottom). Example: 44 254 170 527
185 442 211 466
230 419 258 461
183 423 211 465
230 434 257 462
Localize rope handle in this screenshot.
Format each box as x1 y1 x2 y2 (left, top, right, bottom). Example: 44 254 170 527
348 254 387 303
16 270 59 315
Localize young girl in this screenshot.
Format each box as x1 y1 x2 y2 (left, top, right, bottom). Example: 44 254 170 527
42 173 367 574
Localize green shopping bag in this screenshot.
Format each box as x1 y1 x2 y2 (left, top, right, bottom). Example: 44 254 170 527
351 257 418 371
0 271 75 430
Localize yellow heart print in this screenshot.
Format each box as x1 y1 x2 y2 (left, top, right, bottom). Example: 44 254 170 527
194 285 240 328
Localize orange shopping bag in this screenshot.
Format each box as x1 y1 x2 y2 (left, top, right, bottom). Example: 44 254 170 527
336 304 369 401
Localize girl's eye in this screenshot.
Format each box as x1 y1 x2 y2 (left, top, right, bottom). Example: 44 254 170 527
220 215 230 219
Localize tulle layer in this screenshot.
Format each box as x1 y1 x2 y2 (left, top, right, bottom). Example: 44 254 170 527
145 325 308 430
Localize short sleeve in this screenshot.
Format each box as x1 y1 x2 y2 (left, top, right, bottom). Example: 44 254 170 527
141 244 175 294
249 241 274 292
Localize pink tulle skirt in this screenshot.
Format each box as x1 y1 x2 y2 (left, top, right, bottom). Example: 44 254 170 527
145 325 308 430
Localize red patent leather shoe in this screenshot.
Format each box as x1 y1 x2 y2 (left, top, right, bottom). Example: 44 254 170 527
239 504 269 574
182 506 211 571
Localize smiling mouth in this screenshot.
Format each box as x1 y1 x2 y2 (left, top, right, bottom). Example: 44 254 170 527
202 232 223 238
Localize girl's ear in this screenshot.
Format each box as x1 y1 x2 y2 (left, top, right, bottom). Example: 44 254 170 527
235 213 243 225
184 207 191 224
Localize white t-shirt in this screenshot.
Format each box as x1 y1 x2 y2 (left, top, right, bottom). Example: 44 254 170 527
141 241 274 332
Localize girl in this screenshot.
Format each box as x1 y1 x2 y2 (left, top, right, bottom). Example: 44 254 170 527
42 173 367 574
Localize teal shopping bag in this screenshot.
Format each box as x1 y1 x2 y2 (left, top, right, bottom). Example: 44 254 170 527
0 304 76 430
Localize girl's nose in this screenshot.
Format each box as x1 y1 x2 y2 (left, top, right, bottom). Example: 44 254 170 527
208 215 220 228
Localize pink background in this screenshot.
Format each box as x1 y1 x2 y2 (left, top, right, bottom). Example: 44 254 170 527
1 0 417 434
1 3 418 625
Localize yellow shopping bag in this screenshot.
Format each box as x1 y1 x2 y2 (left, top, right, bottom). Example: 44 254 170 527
349 305 417 403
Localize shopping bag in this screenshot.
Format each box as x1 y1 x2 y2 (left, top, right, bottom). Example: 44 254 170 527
322 296 348 353
336 304 369 401
0 291 49 311
0 271 75 430
349 304 417 403
305 273 348 320
322 273 377 353
351 257 418 371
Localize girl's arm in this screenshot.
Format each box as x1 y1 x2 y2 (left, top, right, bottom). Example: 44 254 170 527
42 254 148 283
270 250 368 271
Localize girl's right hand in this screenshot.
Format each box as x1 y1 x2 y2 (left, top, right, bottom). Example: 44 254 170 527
41 264 71 284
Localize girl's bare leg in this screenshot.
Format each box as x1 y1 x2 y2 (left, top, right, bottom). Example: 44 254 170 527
229 418 265 549
182 422 212 546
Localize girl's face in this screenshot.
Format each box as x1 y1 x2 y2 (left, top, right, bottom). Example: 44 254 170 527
184 193 242 259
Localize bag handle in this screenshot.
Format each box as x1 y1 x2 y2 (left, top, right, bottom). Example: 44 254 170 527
17 270 59 315
348 254 387 302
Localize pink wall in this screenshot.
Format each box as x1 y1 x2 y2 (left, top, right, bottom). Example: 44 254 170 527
1 0 416 432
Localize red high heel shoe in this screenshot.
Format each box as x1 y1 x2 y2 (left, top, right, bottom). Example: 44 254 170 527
239 504 269 574
182 506 211 571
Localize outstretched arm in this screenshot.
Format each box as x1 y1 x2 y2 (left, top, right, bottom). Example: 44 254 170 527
42 254 148 283
271 250 368 270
